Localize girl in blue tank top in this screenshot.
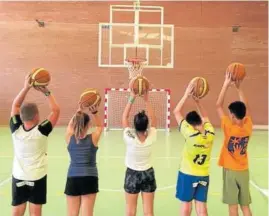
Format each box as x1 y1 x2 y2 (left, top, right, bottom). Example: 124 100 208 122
64 105 103 216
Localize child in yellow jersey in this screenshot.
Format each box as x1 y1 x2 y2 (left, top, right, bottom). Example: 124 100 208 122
173 83 215 216
216 72 252 216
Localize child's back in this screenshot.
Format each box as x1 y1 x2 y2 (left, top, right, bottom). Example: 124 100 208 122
219 115 252 170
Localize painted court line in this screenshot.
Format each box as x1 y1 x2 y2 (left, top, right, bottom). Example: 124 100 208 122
0 177 11 188
154 157 268 160
250 180 269 198
1 177 268 197
0 155 268 160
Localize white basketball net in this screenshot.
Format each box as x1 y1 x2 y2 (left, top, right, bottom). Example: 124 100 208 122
125 58 147 79
105 89 169 130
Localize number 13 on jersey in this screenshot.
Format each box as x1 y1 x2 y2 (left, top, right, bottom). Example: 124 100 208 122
193 154 207 165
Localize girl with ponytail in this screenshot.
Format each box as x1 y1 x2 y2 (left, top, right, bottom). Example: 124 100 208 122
72 111 90 143
64 104 103 216
122 91 157 216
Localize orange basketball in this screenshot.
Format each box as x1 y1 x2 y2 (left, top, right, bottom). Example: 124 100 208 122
30 68 51 87
79 88 101 108
226 63 246 81
190 77 209 99
129 75 150 96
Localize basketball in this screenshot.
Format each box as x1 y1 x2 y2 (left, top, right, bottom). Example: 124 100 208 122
190 77 209 99
226 63 246 81
30 68 51 87
79 88 101 108
129 75 150 96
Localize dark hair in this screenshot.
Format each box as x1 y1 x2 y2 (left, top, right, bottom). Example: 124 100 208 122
186 111 202 126
72 111 90 142
20 103 39 122
228 101 246 120
134 110 149 132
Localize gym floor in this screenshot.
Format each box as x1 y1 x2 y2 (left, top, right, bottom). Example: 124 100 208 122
0 127 267 216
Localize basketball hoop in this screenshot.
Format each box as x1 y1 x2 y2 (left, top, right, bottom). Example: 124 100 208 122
125 57 147 79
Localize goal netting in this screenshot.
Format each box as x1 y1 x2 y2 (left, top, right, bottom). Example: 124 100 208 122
104 88 171 131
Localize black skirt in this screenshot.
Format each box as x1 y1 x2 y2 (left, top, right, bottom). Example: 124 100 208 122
64 176 99 196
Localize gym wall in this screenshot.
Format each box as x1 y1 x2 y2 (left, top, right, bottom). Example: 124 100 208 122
0 1 267 127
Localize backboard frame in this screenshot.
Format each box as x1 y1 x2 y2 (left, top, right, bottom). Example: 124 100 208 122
98 22 174 68
98 2 174 69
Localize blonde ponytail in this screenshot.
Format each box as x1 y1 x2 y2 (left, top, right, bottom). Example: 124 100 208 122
72 111 90 143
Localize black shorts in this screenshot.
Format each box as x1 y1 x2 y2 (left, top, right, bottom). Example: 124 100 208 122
124 167 157 194
12 175 47 206
64 176 99 196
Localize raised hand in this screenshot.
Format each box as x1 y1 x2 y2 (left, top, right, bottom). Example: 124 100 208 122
224 71 234 87
89 104 98 114
24 73 33 89
130 90 137 98
143 91 149 102
234 79 241 90
35 86 50 95
192 94 199 103
184 83 194 97
77 103 83 112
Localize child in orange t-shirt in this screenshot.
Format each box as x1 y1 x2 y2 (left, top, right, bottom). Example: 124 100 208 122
216 72 253 216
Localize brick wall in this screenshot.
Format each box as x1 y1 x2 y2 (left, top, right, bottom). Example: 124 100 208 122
0 1 267 126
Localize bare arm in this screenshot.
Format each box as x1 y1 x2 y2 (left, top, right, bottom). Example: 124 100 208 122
193 98 209 123
46 93 60 127
144 92 156 128
173 95 188 125
216 72 232 118
11 75 32 116
235 81 251 116
65 116 74 144
173 83 193 125
35 86 60 127
122 92 136 128
90 105 103 147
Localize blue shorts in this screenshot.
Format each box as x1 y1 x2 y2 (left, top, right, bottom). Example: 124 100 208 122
176 171 209 203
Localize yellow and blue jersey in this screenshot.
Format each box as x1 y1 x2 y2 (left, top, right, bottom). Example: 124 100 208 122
179 120 215 176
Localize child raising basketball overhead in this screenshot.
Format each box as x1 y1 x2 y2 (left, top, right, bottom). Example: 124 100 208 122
173 82 215 216
10 73 60 216
216 72 252 216
122 91 157 216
